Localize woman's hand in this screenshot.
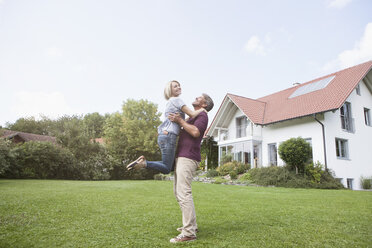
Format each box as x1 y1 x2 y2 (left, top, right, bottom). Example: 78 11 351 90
168 113 182 124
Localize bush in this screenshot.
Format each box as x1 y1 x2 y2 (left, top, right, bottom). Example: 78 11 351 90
249 165 344 189
238 172 251 183
0 139 13 176
217 161 249 176
76 151 114 180
217 162 236 176
305 161 324 183
206 169 219 178
229 171 238 180
236 163 250 174
360 176 372 189
278 137 312 174
220 154 233 165
5 141 76 179
213 177 228 184
154 174 165 180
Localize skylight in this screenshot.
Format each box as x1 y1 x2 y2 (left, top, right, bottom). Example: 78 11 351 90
289 75 335 98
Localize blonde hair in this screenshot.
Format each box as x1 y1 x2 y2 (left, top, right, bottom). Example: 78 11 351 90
164 80 180 100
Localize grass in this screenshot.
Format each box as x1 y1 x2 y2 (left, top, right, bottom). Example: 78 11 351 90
0 180 371 248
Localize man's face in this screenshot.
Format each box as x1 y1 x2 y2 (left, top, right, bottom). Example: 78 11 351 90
192 95 207 109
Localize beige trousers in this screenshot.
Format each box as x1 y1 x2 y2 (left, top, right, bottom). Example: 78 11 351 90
173 157 199 237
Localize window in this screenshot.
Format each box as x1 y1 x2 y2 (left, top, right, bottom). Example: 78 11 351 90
364 108 371 126
219 130 228 141
304 138 313 161
355 84 361 95
347 178 353 190
268 143 277 166
340 102 354 132
219 142 251 165
335 138 349 159
236 116 248 138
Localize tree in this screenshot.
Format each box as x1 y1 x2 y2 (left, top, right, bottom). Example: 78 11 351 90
103 112 128 160
278 137 312 174
7 117 48 135
103 100 162 180
121 99 162 163
0 139 13 176
103 100 162 163
9 141 76 179
201 136 218 170
57 117 101 162
83 112 107 139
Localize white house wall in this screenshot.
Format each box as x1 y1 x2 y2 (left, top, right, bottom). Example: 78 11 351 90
322 80 372 190
217 108 263 143
261 80 371 190
261 116 325 168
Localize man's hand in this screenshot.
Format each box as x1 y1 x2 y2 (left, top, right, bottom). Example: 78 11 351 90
168 113 182 124
168 112 200 138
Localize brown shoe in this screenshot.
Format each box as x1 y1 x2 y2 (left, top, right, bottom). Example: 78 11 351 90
126 156 146 170
170 234 196 243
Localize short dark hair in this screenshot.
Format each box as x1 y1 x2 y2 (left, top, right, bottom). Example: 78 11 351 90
202 93 214 112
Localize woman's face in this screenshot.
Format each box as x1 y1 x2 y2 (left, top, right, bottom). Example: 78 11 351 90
171 82 182 97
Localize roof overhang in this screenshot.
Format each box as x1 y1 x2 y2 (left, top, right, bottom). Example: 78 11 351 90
362 69 372 93
206 94 248 137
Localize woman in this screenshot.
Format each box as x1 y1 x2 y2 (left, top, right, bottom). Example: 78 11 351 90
126 80 205 174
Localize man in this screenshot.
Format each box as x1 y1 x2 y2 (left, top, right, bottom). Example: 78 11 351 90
168 93 214 243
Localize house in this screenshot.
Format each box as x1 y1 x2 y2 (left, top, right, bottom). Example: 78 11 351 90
0 130 57 144
206 60 372 190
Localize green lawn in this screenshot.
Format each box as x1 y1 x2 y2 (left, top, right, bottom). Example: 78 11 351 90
0 180 371 248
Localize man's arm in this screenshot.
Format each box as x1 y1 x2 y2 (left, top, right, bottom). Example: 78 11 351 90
168 113 200 138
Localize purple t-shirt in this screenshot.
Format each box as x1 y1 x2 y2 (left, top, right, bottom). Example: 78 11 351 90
176 111 208 162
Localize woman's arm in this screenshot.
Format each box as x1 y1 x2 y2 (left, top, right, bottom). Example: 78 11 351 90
168 113 200 138
181 105 206 118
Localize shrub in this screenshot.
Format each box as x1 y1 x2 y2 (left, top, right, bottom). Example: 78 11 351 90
229 171 238 180
213 177 228 184
360 176 372 189
305 161 324 183
236 163 250 174
220 154 233 165
76 151 114 180
154 174 164 180
238 172 251 183
217 162 236 176
7 141 76 179
206 169 219 178
217 161 249 176
0 139 13 176
278 137 312 174
249 166 344 189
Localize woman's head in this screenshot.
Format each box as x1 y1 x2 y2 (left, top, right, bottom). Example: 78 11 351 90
164 80 182 100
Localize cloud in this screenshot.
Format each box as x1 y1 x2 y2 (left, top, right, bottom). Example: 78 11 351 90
326 0 353 8
323 23 372 72
44 46 63 58
244 35 266 55
244 28 292 56
12 91 77 120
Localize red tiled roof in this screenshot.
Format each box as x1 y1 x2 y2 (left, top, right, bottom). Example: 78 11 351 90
223 60 372 125
1 130 57 143
227 94 266 124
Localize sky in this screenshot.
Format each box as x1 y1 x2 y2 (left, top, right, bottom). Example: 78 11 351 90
1 0 372 127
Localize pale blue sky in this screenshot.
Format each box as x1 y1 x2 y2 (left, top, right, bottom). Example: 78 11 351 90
1 0 371 127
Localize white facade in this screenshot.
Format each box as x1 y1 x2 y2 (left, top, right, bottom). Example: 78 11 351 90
213 79 372 190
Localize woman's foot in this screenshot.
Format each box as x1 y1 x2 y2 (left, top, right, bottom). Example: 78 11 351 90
126 156 146 170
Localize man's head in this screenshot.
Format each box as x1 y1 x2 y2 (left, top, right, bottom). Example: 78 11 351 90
192 93 214 112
